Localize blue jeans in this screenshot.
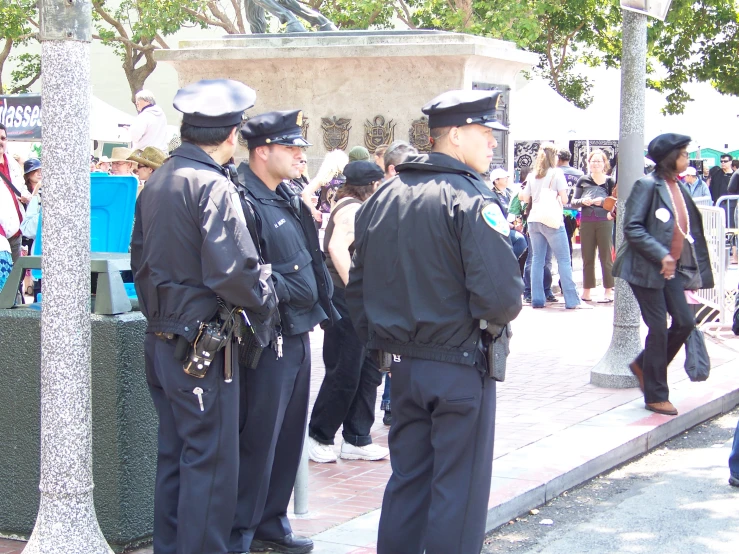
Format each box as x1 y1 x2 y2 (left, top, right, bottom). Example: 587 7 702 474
523 232 552 299
529 222 580 309
510 230 527 259
730 417 739 478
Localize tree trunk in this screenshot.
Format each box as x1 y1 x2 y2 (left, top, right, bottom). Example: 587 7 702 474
0 38 13 93
122 49 157 106
453 0 474 28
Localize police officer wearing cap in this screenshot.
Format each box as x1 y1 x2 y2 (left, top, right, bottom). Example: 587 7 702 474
346 90 524 554
229 110 337 554
307 161 389 463
131 79 277 554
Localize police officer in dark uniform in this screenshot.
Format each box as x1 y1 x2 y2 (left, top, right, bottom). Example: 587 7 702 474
229 110 337 554
131 79 276 554
346 90 524 554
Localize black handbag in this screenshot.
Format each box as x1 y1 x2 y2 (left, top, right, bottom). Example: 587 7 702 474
684 328 710 381
677 239 702 290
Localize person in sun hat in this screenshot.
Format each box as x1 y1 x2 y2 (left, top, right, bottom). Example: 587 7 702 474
109 146 137 176
128 146 167 189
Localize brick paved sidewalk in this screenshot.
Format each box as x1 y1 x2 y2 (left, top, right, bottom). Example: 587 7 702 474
2 298 737 553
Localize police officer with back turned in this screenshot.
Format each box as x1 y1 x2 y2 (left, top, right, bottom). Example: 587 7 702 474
346 90 524 554
229 110 337 554
131 79 276 554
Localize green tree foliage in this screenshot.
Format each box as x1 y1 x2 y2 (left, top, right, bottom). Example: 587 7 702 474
92 1 209 103
310 0 739 112
648 0 739 114
0 0 38 94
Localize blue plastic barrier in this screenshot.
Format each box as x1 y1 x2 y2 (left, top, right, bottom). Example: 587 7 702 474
31 173 138 282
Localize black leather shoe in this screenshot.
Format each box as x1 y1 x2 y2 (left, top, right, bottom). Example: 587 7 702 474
383 410 392 426
546 294 558 302
250 533 313 554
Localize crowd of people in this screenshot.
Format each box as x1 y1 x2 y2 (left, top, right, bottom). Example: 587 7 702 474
3 77 739 554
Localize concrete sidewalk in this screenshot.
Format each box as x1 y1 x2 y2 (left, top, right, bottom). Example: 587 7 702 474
1 300 737 554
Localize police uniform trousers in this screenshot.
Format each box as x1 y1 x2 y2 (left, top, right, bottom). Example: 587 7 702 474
377 355 496 554
229 332 311 552
145 333 240 554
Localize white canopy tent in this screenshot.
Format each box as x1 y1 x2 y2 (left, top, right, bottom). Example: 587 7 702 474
510 79 590 142
91 96 135 142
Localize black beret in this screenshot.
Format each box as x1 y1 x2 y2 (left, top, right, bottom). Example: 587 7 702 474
422 90 507 130
241 110 311 149
646 133 691 164
343 161 384 186
173 79 256 128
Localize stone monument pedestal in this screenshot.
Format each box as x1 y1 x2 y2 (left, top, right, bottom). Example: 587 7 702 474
156 30 538 168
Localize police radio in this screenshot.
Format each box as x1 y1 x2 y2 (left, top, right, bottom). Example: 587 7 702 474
183 320 230 378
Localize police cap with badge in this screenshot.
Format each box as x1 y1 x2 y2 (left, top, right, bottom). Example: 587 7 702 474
241 110 311 149
422 90 507 131
422 89 510 237
173 79 256 127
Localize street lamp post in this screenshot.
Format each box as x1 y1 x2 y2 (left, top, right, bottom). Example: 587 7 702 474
590 9 647 388
23 1 112 552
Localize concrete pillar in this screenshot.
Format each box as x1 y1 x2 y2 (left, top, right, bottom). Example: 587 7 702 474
23 1 112 552
590 10 646 388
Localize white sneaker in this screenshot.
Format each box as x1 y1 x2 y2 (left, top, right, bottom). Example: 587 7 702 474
306 436 337 463
339 441 389 461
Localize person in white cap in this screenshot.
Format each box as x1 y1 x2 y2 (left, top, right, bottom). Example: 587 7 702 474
489 167 527 259
680 166 710 198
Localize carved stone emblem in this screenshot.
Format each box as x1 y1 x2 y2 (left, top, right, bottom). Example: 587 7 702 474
321 116 351 151
300 116 309 141
409 116 431 152
364 115 395 153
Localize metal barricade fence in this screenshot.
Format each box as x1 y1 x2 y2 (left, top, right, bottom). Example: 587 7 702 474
695 205 736 334
692 196 713 207
715 194 739 236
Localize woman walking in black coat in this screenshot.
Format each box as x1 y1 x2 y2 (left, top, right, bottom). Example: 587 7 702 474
613 133 714 416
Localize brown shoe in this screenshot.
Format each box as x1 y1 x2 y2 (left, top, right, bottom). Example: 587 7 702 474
629 361 644 392
645 401 678 416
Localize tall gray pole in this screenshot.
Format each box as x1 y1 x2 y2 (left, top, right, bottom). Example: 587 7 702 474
590 10 646 388
23 1 112 552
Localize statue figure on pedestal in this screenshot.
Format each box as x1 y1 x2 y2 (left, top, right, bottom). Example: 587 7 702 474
244 0 338 33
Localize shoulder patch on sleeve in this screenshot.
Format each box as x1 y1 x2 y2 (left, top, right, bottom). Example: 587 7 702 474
481 203 510 236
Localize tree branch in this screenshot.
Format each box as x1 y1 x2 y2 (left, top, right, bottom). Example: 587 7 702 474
395 0 416 29
228 0 246 34
154 33 169 49
182 5 233 32
92 33 157 53
92 1 130 41
207 2 239 34
9 71 40 94
545 27 559 93
0 38 13 68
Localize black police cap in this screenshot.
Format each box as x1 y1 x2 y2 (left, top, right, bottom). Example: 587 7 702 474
422 90 507 131
173 79 256 128
646 133 691 164
343 161 384 187
241 110 311 149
